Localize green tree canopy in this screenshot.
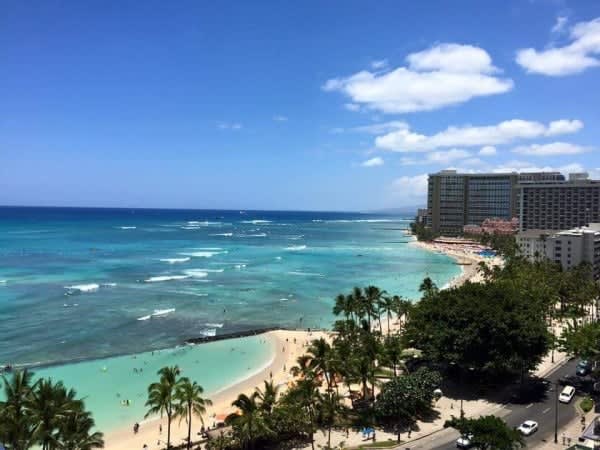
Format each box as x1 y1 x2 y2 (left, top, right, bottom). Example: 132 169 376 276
444 415 525 450
403 279 550 378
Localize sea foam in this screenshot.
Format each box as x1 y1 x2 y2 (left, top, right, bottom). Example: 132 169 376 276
241 220 271 224
137 308 176 321
64 284 100 293
160 257 191 264
145 275 189 283
285 245 307 251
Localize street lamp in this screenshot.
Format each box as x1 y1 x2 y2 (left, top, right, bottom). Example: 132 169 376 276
554 380 559 444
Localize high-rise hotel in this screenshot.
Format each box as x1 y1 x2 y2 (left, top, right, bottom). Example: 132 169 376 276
425 170 600 235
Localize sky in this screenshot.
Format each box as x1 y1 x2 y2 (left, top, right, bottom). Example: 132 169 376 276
2 0 600 211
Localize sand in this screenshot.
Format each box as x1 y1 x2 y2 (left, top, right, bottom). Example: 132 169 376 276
104 329 328 450
104 239 499 449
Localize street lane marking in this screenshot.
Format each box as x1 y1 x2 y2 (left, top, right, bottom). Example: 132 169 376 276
526 403 533 408
542 407 551 414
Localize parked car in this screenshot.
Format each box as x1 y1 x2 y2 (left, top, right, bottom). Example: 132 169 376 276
517 420 538 436
559 385 576 403
577 360 592 377
456 434 474 448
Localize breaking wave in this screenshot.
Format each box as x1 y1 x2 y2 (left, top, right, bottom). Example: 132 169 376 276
160 257 191 264
285 245 307 251
64 284 99 293
137 308 176 321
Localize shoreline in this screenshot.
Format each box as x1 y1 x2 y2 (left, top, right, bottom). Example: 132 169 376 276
410 238 503 287
104 329 328 450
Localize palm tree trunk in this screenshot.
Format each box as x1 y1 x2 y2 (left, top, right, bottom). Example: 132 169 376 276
387 313 391 336
328 425 332 448
167 413 172 448
187 406 192 450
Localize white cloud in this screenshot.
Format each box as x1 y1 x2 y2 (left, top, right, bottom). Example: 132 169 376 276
512 142 590 156
516 17 600 76
273 115 288 122
361 156 384 167
546 119 583 135
353 121 409 134
552 16 569 34
389 174 429 202
323 43 513 113
371 59 389 70
344 103 361 112
479 145 497 156
217 122 242 130
491 160 585 175
375 118 583 152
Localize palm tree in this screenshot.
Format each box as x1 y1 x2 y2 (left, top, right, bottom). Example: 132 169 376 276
394 297 412 328
379 295 396 335
255 380 278 414
382 335 404 376
305 338 333 390
57 410 104 450
174 377 212 450
319 391 347 449
29 379 80 450
285 379 322 450
145 366 181 449
364 286 384 332
226 393 272 450
419 277 438 299
0 369 37 450
333 294 356 323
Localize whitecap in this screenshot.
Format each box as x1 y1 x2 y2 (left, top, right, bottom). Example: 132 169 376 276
238 233 267 238
152 308 175 316
64 284 100 293
285 245 307 251
137 314 152 321
241 220 272 224
179 251 227 258
117 226 137 230
234 264 246 269
205 322 224 328
183 270 209 278
200 328 217 337
0 280 6 284
160 257 191 264
103 282 117 287
287 271 324 277
275 256 282 260
210 233 233 237
287 235 304 240
144 275 189 283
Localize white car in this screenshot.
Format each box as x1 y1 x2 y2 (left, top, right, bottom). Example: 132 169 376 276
517 420 538 436
559 385 576 403
456 434 473 448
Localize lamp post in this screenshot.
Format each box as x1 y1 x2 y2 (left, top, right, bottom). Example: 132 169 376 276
554 380 559 444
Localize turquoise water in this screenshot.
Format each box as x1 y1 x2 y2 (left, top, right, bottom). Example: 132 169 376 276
0 207 460 431
31 335 274 431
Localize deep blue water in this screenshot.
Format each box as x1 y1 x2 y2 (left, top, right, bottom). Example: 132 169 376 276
0 207 460 367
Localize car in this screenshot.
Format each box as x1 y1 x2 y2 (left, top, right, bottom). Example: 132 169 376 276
559 385 576 403
577 360 592 376
456 434 474 448
517 420 539 436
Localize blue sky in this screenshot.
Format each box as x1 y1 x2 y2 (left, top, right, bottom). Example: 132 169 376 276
2 0 600 211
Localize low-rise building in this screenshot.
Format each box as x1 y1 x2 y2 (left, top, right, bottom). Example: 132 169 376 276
517 223 600 278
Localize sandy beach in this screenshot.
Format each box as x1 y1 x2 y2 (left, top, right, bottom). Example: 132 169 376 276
104 239 498 449
104 329 328 450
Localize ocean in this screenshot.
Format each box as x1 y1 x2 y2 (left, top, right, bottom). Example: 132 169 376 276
0 206 460 430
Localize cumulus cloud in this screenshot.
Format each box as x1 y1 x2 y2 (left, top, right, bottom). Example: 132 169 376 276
511 142 590 156
323 43 513 113
361 156 384 167
426 149 472 164
479 145 497 156
491 161 585 175
375 119 583 152
516 17 600 76
389 174 429 202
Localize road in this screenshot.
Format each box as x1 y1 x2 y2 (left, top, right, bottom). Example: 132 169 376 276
407 359 580 449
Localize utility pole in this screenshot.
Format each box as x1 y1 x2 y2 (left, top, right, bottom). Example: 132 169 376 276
554 381 559 443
